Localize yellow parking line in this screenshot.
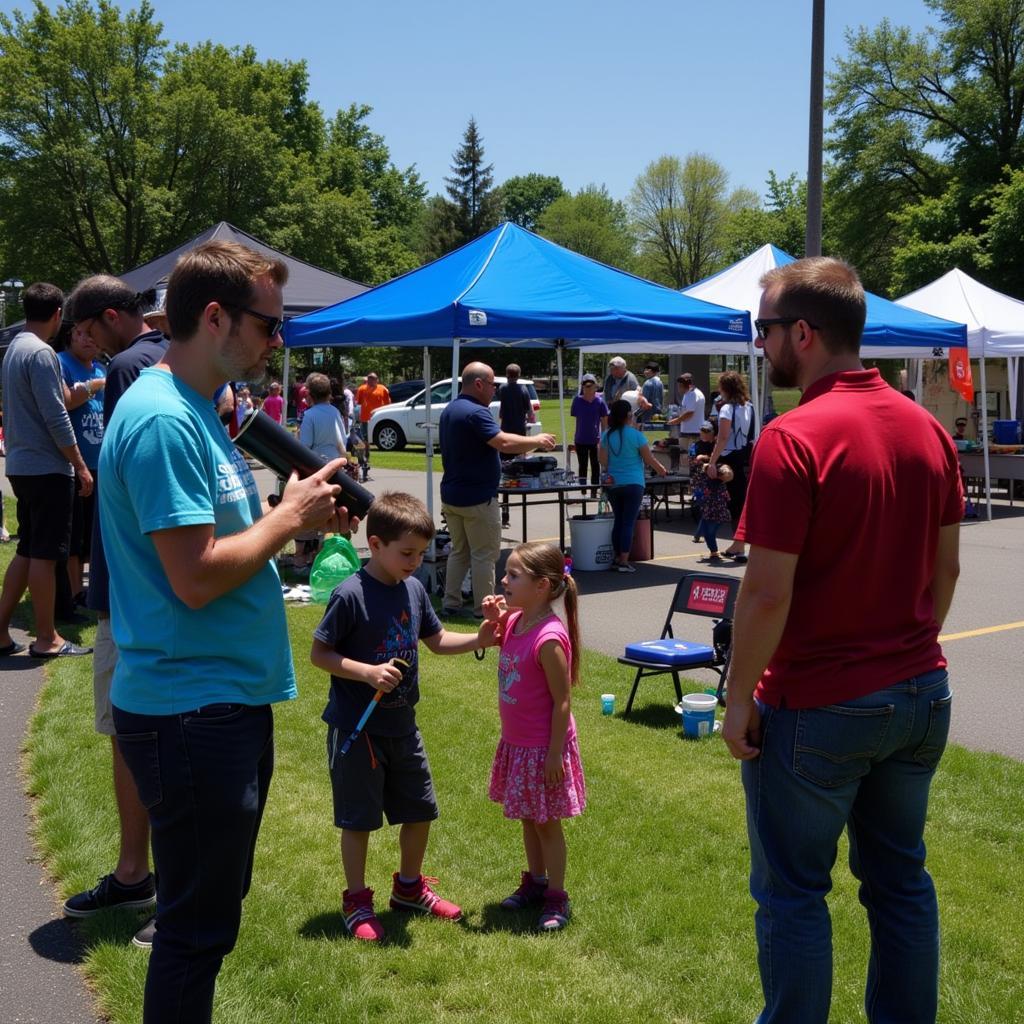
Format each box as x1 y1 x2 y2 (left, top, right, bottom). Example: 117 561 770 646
939 620 1024 642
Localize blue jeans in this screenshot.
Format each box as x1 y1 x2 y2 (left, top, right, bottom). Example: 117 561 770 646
607 484 644 557
742 670 951 1024
696 517 720 553
113 703 275 1024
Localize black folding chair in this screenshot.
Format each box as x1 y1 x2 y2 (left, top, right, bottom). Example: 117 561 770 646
618 572 740 716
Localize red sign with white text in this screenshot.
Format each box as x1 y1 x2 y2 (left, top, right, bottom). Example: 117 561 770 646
687 579 730 614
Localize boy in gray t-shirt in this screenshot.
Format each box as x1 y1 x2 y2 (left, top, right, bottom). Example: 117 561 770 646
311 492 499 942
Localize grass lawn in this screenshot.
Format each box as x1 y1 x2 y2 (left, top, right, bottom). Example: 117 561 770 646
15 579 1024 1023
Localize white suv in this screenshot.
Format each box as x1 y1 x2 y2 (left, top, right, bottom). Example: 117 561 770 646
368 377 542 451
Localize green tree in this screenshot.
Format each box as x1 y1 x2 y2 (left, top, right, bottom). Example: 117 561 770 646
0 1 425 288
826 1 1024 292
536 185 636 270
721 172 808 264
499 173 566 230
629 154 751 287
0 0 165 283
442 117 500 246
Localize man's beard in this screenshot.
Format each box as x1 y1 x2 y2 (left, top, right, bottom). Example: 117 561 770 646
767 331 799 389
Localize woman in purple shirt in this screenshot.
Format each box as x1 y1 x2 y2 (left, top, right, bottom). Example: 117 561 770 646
570 375 609 484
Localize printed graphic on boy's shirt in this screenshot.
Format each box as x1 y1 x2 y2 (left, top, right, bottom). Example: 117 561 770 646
375 610 418 707
498 649 520 704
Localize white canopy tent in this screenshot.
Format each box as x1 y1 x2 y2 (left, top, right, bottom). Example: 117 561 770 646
897 268 1024 520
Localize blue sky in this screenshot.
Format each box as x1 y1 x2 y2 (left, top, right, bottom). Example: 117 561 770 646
2 0 941 202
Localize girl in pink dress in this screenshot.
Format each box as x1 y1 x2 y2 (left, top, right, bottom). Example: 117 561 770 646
482 541 586 932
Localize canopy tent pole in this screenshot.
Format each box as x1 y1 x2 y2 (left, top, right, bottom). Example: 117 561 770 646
980 351 992 521
452 340 460 390
578 349 584 389
281 347 291 419
423 346 434 522
1009 356 1019 420
747 340 761 439
421 345 441 594
760 352 768 422
555 341 569 470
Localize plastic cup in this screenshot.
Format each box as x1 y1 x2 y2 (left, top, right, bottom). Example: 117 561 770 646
601 693 615 715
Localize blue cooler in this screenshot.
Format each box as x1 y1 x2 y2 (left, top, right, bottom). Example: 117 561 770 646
623 639 715 665
992 420 1021 444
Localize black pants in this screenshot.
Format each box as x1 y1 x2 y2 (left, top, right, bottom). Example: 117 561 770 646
719 446 751 522
575 444 601 483
114 703 274 1024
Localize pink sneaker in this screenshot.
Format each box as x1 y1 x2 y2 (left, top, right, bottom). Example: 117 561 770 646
500 871 548 910
537 888 570 932
342 887 385 941
389 873 462 920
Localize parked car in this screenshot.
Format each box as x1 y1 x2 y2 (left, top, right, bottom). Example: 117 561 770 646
383 378 425 403
369 377 542 451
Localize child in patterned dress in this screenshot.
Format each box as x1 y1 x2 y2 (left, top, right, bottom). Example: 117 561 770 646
481 541 586 932
694 460 733 563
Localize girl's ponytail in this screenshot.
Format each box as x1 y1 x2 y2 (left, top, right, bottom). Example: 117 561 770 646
561 572 581 687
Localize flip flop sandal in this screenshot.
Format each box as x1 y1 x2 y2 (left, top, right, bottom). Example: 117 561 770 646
28 641 93 659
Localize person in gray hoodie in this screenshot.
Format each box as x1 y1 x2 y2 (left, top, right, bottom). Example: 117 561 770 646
0 282 93 659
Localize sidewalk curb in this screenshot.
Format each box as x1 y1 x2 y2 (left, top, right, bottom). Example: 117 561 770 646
0 632 101 1024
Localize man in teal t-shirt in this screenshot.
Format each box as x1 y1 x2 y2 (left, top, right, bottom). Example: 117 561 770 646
100 240 353 1024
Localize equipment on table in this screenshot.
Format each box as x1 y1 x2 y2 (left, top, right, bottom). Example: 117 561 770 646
501 455 559 477
618 572 740 716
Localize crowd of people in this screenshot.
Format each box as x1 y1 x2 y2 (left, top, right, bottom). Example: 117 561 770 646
0 250 966 1024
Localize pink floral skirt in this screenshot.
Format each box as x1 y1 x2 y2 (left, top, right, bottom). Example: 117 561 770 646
488 734 587 822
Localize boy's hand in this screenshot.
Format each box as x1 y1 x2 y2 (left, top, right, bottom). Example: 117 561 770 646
476 618 502 648
365 660 403 693
481 595 507 622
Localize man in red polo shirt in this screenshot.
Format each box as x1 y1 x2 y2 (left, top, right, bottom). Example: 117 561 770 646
722 257 962 1024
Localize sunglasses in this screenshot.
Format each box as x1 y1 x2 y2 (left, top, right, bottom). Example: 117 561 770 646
754 317 820 340
226 304 284 338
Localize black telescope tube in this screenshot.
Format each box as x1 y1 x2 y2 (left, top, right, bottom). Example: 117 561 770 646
233 408 374 519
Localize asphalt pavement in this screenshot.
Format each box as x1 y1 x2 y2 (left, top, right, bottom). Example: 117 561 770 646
1 461 1021 1022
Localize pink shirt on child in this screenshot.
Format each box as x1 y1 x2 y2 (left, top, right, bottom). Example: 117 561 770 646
497 610 576 748
262 394 284 424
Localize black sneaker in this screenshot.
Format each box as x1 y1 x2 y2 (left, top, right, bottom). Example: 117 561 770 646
63 873 156 918
132 915 156 949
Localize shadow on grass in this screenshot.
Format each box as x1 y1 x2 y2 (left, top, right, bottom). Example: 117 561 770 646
299 909 417 948
461 902 539 936
615 704 682 732
42 908 151 964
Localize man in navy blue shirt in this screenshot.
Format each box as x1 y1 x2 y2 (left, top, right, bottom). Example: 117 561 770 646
439 362 555 617
60 276 169 945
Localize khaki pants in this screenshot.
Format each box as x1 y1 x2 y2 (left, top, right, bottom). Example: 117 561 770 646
441 499 501 614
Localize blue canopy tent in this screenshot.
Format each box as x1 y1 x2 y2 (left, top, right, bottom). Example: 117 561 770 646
283 222 751 510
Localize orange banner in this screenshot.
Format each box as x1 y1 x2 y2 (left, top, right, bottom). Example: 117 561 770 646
948 347 974 403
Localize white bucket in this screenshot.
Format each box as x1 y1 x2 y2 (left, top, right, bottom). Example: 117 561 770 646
679 692 718 739
569 514 615 571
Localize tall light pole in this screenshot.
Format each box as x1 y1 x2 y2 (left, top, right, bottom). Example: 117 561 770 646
1 278 25 328
806 0 825 257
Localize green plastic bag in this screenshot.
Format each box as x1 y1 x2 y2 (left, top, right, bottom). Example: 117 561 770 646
310 535 362 603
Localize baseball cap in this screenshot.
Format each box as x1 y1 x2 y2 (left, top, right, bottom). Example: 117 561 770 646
581 373 597 384
699 420 714 430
